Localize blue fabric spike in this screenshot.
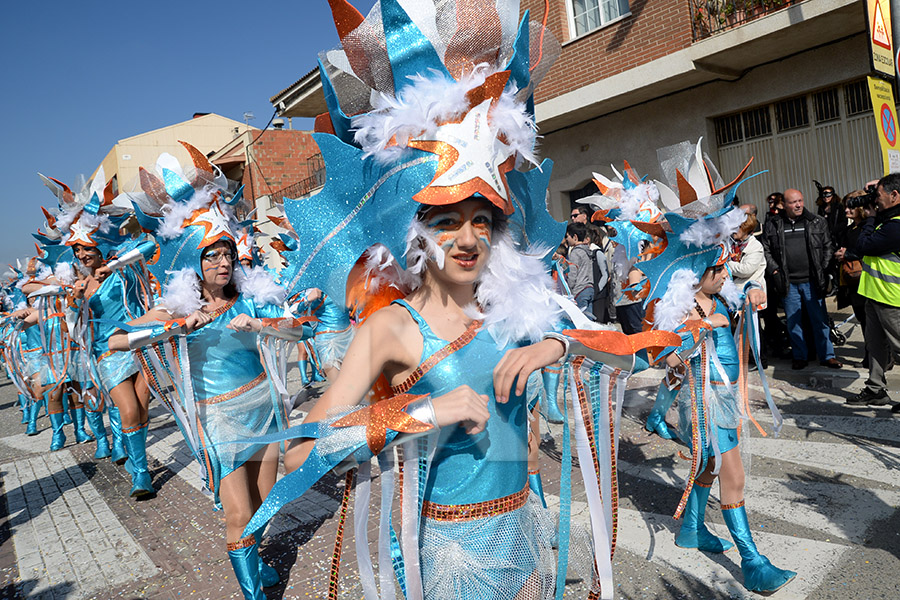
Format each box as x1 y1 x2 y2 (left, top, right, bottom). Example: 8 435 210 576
278 233 297 252
37 244 74 269
724 170 766 206
227 185 244 206
381 0 451 93
506 160 565 265
505 13 531 94
162 168 195 203
637 212 723 308
318 60 355 145
85 192 101 215
132 201 163 233
280 132 437 307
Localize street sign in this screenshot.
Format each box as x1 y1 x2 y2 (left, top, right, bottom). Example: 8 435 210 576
866 0 895 79
868 76 900 174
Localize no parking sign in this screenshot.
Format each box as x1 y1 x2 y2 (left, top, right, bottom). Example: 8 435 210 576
868 76 900 174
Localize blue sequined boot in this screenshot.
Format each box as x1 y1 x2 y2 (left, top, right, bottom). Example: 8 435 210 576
49 412 66 451
645 384 677 439
19 394 28 424
122 423 154 497
25 400 40 436
542 367 565 424
85 409 111 460
298 359 311 386
71 407 94 444
62 395 73 425
107 406 128 465
252 525 280 588
675 482 733 553
722 501 796 593
227 535 266 600
310 363 325 382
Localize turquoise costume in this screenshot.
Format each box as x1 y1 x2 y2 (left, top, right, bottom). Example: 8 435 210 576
87 268 142 392
393 300 554 598
180 294 287 504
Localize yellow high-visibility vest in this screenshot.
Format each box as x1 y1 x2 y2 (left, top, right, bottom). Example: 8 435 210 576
859 215 900 306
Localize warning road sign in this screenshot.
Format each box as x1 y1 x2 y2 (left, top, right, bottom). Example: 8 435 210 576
872 0 891 49
867 0 895 78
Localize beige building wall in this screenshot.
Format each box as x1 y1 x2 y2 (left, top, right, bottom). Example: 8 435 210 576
536 35 873 220
94 114 256 192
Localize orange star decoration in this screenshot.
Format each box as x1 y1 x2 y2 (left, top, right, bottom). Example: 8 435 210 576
331 393 434 454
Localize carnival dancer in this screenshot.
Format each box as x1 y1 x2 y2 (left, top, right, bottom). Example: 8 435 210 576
637 140 795 594
39 170 155 493
236 2 680 599
110 142 313 600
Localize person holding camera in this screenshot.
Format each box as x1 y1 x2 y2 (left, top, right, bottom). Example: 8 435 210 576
847 174 900 413
761 188 841 370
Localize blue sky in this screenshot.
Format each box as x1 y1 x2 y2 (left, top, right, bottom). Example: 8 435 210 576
0 0 377 267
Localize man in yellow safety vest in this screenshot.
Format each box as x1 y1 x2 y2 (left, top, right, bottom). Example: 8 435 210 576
849 172 900 414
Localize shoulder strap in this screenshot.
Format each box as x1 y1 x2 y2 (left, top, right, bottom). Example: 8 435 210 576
390 318 482 395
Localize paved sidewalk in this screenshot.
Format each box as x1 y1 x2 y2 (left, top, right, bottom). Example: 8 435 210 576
0 303 897 599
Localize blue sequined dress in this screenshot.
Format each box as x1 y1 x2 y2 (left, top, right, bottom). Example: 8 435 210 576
676 298 741 454
180 294 286 505
87 269 144 392
392 300 555 600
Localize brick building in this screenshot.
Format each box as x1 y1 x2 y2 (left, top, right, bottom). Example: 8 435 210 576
524 0 882 217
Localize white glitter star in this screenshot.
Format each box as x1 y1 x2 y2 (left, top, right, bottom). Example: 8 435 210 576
413 99 513 201
68 217 96 246
187 201 234 246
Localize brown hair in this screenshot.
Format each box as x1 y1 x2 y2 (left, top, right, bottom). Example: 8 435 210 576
739 212 759 236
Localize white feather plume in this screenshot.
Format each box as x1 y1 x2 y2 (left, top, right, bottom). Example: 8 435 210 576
54 262 75 286
234 265 286 307
467 231 561 347
352 64 537 166
157 186 223 240
679 207 745 248
654 268 698 331
720 276 743 311
404 218 445 278
158 268 204 318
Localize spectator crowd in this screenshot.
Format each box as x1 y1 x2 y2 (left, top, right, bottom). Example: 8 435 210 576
555 173 900 415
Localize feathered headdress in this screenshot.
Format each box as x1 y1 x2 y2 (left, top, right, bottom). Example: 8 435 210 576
279 0 565 327
637 139 758 330
38 167 131 258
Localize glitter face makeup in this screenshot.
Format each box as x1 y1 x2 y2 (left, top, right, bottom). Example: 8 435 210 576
422 199 493 278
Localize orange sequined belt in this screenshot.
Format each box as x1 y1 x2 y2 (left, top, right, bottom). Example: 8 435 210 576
421 483 530 522
196 372 266 405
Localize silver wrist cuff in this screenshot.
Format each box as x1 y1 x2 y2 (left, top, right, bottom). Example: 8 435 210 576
405 395 438 428
127 325 182 350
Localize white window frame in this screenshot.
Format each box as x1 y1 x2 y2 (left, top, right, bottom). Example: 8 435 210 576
564 0 631 43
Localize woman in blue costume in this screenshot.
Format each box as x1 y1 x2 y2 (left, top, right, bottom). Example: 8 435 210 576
636 141 796 594
38 170 152 495
110 142 311 600
295 287 352 383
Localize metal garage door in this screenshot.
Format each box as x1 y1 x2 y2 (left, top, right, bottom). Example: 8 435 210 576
714 80 884 215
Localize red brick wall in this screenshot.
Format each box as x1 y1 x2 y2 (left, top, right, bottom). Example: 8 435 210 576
242 130 321 200
521 0 694 103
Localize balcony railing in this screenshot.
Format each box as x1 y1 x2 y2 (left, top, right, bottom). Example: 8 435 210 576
689 0 800 40
272 153 326 201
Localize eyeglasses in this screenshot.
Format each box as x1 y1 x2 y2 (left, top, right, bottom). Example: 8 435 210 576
202 251 234 264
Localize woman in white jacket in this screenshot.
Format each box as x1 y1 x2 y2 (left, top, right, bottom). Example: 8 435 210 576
729 212 767 294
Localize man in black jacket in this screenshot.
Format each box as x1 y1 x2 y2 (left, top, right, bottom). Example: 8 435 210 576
762 188 841 370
